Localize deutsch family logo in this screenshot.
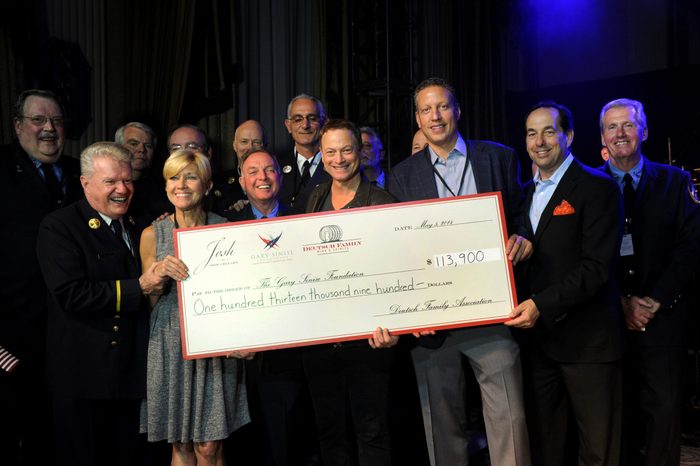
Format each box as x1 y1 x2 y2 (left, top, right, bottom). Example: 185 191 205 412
302 225 362 254
259 232 283 249
319 225 343 243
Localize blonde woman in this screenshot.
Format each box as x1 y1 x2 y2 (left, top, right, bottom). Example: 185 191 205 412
139 150 249 465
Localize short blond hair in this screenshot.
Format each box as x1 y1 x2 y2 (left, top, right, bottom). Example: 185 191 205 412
163 150 211 185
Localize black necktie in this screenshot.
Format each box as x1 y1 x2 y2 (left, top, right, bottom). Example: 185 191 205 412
623 173 636 219
300 160 311 188
40 163 64 204
111 220 131 252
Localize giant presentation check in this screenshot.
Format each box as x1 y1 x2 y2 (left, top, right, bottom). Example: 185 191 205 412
175 193 517 359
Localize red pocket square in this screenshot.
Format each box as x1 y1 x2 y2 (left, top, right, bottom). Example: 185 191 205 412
553 200 575 216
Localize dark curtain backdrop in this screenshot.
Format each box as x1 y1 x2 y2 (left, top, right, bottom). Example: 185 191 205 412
413 0 509 143
106 0 196 143
231 0 325 160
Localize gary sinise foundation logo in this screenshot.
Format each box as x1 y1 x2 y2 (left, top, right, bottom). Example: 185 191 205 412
303 224 362 254
250 231 293 263
259 232 283 249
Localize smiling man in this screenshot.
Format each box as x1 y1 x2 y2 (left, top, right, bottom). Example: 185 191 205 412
36 142 181 466
508 100 624 466
0 89 83 466
278 94 331 209
599 98 700 466
229 150 288 220
387 77 532 466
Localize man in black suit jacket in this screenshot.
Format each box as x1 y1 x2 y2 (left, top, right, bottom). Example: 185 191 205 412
36 142 185 466
507 101 624 466
387 78 533 466
0 89 82 466
599 98 700 466
278 94 331 209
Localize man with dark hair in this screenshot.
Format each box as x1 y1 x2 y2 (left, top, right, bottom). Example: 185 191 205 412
507 100 624 465
599 98 700 466
37 141 185 466
359 126 387 187
278 93 331 209
387 77 532 466
0 89 82 466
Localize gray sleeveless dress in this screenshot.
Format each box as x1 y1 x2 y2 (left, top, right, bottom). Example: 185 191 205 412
140 214 250 443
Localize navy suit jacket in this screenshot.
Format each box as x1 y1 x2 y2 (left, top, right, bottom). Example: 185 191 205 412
387 141 527 237
225 202 296 222
37 198 148 399
521 158 624 363
387 140 527 347
601 158 700 346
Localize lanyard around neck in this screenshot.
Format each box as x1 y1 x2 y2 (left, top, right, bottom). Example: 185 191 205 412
426 147 470 197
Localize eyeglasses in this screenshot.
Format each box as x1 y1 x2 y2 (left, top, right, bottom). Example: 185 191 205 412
287 114 321 125
20 115 65 127
169 142 206 153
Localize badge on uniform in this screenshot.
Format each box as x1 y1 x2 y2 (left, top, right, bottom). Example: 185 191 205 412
282 165 293 174
620 233 634 257
227 177 236 185
88 218 101 229
213 189 222 198
688 182 700 205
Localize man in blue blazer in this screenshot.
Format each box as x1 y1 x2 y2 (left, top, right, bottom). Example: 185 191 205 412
599 98 700 466
507 101 624 465
387 77 533 466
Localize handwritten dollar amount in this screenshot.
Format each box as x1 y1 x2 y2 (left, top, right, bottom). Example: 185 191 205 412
428 248 501 268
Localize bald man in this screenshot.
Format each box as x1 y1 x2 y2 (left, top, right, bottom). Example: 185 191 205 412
232 120 266 168
210 120 268 216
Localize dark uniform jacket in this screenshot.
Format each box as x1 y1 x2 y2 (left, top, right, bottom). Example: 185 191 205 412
601 158 700 346
278 151 332 210
0 140 82 362
210 168 246 217
36 198 148 399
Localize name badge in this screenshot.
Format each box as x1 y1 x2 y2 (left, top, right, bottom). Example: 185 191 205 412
620 233 634 257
